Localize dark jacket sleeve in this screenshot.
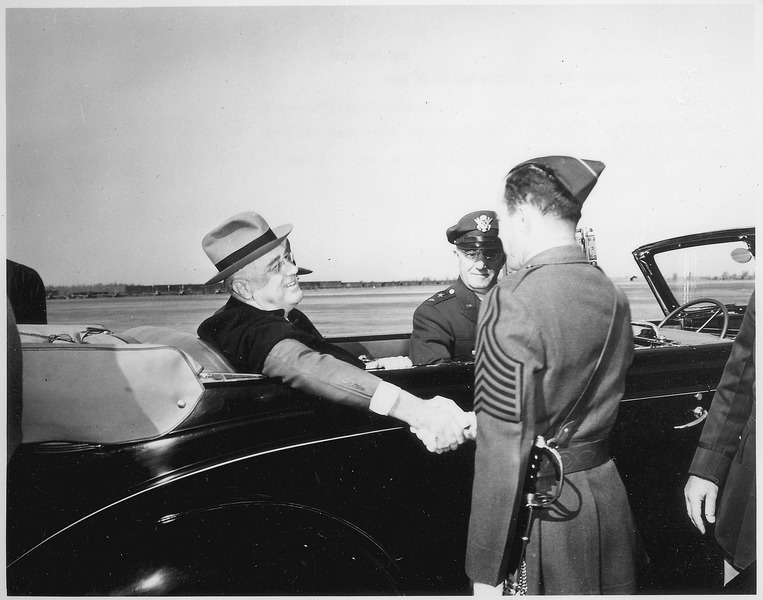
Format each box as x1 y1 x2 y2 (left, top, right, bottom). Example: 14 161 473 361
410 302 454 365
689 293 756 487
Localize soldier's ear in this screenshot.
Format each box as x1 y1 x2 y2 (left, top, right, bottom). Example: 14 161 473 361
514 204 533 233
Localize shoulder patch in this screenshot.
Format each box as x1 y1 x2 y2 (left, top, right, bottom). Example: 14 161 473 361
473 293 522 423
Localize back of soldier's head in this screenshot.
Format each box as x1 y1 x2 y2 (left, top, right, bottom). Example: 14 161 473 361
503 156 605 224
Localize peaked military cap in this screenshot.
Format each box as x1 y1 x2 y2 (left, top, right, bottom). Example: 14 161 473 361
446 210 502 248
506 156 605 205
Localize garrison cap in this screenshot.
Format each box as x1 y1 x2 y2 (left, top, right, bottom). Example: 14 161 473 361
446 211 502 248
507 156 605 205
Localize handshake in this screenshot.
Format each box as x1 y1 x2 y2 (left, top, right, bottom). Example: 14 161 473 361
410 396 477 454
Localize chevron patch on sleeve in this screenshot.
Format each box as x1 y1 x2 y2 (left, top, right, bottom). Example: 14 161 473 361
474 296 523 423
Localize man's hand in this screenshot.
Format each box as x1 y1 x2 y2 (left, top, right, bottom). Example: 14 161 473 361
684 475 718 534
409 396 476 453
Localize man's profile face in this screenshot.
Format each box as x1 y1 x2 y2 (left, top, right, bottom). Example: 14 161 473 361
456 246 503 294
238 241 304 312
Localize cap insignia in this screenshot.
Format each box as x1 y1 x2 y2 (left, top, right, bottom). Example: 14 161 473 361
474 215 493 232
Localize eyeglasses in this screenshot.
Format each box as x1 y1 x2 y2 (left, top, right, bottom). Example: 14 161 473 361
266 251 297 275
458 248 504 263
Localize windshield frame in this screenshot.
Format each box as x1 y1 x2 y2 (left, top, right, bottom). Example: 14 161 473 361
632 228 755 315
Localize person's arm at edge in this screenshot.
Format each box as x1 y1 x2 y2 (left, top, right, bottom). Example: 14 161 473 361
684 293 756 533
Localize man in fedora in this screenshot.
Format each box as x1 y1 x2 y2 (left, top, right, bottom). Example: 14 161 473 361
466 157 639 595
410 211 505 365
198 211 474 453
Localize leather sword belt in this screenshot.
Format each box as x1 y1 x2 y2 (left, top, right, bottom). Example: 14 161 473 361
538 438 610 478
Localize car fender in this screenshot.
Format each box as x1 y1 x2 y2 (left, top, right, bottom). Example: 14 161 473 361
7 500 403 595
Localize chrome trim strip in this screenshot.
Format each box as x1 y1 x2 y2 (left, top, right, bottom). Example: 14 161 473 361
621 389 716 403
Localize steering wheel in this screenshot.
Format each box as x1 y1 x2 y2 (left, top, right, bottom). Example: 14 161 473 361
657 297 729 339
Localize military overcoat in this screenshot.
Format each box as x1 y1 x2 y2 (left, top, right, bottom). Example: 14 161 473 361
410 277 480 365
688 292 756 571
466 245 639 594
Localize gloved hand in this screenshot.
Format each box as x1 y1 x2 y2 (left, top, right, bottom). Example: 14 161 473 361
472 582 503 597
364 356 413 370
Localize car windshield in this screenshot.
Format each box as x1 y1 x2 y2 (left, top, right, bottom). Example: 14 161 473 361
654 240 755 307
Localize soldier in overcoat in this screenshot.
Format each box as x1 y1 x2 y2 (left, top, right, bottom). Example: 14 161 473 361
466 157 639 595
685 290 755 591
410 211 505 365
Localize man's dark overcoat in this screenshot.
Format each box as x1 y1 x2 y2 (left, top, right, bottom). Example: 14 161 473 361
466 245 639 594
689 291 756 571
410 277 480 365
198 297 362 373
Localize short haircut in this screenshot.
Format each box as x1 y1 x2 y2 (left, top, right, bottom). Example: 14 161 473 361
503 164 582 223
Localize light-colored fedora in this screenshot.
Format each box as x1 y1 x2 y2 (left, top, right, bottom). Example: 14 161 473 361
202 212 292 284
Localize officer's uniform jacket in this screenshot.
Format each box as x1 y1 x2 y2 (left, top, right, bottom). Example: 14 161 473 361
466 245 639 594
410 278 481 365
689 292 756 571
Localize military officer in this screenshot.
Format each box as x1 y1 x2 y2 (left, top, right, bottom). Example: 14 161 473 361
410 211 505 365
466 157 639 595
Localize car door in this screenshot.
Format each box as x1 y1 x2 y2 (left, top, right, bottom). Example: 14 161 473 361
611 342 731 591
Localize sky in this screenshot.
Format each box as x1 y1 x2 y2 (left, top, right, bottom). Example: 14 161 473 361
3 2 760 287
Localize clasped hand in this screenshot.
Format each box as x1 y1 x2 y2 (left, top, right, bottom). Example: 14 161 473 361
411 396 477 453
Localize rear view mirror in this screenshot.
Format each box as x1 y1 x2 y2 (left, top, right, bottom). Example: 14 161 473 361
731 248 753 264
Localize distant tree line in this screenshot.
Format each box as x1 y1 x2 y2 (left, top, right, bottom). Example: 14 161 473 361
668 272 755 282
46 279 454 298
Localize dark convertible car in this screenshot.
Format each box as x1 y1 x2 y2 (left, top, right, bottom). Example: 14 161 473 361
7 228 754 595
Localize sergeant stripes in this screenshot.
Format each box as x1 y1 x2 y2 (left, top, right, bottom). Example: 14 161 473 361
474 298 522 423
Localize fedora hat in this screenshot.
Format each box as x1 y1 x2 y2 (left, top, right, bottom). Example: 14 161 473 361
203 212 292 284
